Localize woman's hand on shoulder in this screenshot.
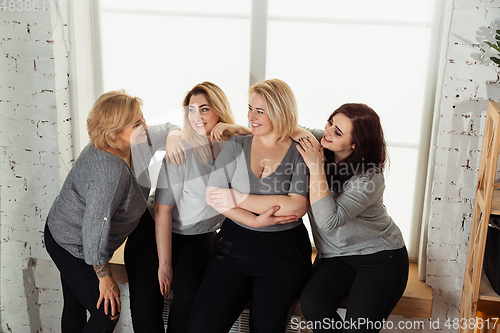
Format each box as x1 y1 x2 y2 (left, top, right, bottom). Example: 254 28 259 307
158 263 173 299
210 123 251 141
290 126 318 144
296 137 325 172
166 130 187 167
255 206 298 228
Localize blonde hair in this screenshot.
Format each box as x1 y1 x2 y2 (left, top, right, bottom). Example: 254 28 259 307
181 82 235 163
248 79 298 142
87 90 143 150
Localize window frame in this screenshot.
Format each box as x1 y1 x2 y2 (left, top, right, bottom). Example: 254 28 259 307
68 0 102 158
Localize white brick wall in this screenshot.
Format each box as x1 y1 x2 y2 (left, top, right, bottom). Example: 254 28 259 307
0 0 73 331
422 1 500 332
1 0 500 332
1 1 134 331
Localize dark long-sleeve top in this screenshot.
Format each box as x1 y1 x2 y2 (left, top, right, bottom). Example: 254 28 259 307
46 123 179 265
306 128 405 257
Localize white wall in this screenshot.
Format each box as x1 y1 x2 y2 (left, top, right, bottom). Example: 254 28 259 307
1 0 500 332
383 1 500 332
425 0 500 326
1 0 73 331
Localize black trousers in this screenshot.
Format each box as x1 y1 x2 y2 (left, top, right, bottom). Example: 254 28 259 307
187 219 313 333
44 223 119 333
124 210 216 333
299 246 409 333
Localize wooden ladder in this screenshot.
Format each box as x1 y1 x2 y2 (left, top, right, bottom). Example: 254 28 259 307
459 100 500 333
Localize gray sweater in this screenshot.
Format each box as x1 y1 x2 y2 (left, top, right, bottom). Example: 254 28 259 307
155 141 225 235
47 123 179 265
307 128 405 257
207 135 309 232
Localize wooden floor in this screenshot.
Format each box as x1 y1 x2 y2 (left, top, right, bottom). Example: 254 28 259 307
110 242 433 319
391 262 433 318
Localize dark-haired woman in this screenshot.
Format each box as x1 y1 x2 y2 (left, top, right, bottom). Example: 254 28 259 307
295 103 409 333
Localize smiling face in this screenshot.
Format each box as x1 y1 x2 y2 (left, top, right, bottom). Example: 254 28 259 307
321 112 354 162
248 93 274 137
117 112 147 147
188 93 220 136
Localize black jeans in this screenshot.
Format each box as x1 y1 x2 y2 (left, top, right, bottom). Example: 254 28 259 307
124 210 216 333
187 219 313 333
299 246 409 333
44 223 119 333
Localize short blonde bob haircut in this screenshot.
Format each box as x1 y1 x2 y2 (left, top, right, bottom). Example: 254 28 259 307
182 81 235 163
248 78 298 142
87 90 143 150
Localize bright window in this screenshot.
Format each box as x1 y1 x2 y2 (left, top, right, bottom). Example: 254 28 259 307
99 0 252 127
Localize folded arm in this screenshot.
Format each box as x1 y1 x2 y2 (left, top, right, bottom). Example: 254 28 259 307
207 187 309 218
206 186 299 228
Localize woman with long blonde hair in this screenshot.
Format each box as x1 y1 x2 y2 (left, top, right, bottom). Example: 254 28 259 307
125 81 251 333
